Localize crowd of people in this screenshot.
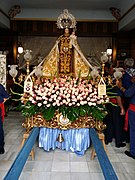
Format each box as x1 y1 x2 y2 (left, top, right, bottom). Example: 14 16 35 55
104 58 135 159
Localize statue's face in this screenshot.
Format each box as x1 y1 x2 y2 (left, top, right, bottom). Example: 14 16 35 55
65 28 69 34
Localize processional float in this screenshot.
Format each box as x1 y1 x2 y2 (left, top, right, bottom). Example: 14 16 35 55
9 9 115 139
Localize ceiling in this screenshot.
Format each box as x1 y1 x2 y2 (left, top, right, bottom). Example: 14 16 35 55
0 0 135 30
0 0 132 12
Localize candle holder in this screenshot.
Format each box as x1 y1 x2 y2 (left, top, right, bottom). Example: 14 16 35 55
101 52 108 77
24 50 32 75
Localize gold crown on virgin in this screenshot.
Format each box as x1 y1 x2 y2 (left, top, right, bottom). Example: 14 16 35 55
57 9 77 29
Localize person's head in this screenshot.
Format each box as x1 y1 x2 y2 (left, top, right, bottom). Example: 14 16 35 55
124 58 134 68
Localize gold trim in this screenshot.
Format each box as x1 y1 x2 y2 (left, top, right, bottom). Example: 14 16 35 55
22 113 97 132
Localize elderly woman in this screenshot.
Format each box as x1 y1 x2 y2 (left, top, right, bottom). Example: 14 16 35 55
122 58 135 89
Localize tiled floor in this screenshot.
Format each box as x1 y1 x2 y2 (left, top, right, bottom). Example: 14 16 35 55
0 111 135 180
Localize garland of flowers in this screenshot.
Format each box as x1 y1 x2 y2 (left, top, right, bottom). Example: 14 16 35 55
21 76 109 121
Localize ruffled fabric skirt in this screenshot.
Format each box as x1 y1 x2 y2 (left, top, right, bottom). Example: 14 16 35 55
39 128 90 156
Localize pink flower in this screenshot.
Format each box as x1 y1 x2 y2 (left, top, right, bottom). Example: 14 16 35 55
23 76 109 114
32 100 36 104
97 100 101 104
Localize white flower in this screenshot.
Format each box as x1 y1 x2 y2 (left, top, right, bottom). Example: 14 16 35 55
72 98 77 102
72 95 75 99
29 97 33 101
58 96 61 100
43 101 47 105
32 100 36 104
67 98 70 102
42 96 46 99
106 98 109 102
38 97 42 100
36 96 39 100
88 102 92 106
49 98 52 102
80 101 84 105
75 91 78 96
52 90 55 93
97 100 101 104
84 101 87 104
54 97 57 101
53 94 57 98
99 95 103 98
48 92 51 96
52 102 56 106
67 93 70 98
80 97 83 101
91 98 96 102
57 103 60 106
56 99 59 103
62 99 66 104
37 103 42 107
56 91 59 95
100 99 105 103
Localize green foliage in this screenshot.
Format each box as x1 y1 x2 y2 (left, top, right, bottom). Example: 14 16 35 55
20 101 108 122
90 105 107 121
42 106 56 121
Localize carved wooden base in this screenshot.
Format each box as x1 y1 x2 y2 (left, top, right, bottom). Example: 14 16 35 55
22 113 106 133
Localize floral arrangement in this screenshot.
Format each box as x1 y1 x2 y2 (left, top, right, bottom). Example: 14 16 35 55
21 76 109 122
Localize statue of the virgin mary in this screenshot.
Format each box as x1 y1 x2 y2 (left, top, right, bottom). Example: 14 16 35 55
41 9 93 78
26 9 94 81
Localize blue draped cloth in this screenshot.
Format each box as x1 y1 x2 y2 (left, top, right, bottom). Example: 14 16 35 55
39 128 90 156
